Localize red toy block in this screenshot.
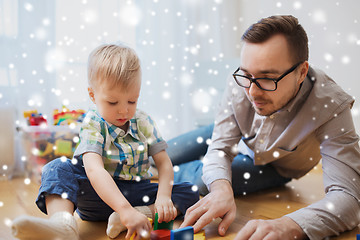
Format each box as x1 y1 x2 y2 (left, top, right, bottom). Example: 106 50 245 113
29 113 47 126
150 229 171 240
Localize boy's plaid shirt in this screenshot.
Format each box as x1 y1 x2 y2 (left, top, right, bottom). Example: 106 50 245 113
74 109 167 180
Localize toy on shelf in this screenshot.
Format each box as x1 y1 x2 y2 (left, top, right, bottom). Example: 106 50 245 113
24 110 48 126
29 114 47 126
54 139 73 157
53 106 85 126
21 110 81 182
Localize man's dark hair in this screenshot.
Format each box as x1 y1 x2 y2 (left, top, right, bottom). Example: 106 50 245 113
242 15 309 64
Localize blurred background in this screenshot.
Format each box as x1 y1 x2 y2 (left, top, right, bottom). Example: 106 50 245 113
0 0 359 177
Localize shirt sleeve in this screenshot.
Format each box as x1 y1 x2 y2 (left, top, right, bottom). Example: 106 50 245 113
286 107 360 239
73 112 105 159
202 75 243 189
137 113 168 157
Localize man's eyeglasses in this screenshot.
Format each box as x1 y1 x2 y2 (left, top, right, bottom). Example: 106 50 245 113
232 62 303 91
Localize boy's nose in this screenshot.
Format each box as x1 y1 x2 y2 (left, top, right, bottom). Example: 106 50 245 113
118 105 128 114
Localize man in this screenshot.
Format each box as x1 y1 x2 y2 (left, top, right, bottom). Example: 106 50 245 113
172 15 360 239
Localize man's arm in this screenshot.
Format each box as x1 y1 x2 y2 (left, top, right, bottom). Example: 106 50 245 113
180 75 243 235
233 107 360 240
286 107 360 239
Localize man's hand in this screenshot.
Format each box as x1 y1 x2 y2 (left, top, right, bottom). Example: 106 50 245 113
235 216 306 240
180 179 236 236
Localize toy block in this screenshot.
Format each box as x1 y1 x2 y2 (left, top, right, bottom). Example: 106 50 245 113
130 232 151 240
154 212 174 230
150 229 171 240
129 218 153 240
29 114 47 126
37 142 54 157
23 110 38 119
148 217 153 225
54 139 73 157
194 230 206 240
357 234 360 240
170 226 194 240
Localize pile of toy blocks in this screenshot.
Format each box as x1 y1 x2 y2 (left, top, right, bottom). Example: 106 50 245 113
131 213 206 240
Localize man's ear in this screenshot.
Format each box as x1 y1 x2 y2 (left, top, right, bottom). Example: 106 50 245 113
298 61 309 85
88 87 95 103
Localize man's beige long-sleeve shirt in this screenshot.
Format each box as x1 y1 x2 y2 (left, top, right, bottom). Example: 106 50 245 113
202 66 360 239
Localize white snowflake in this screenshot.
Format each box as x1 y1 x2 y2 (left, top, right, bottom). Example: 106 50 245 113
142 195 150 203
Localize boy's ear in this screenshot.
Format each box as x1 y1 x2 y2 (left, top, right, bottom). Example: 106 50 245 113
88 87 95 103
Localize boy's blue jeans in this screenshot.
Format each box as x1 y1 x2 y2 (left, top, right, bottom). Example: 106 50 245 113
36 158 199 221
169 124 291 196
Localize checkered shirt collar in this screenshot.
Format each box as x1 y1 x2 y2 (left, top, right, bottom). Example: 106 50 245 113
104 118 140 142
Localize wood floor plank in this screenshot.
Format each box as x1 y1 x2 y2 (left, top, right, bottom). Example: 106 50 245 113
1 164 359 240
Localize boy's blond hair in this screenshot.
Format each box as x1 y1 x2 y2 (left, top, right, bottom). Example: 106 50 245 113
87 44 141 89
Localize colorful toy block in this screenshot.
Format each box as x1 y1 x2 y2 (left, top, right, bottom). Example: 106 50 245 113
23 110 38 119
154 212 174 230
130 231 151 240
29 113 47 126
150 229 171 240
130 218 153 240
54 139 73 157
53 106 85 126
170 226 194 240
194 230 206 240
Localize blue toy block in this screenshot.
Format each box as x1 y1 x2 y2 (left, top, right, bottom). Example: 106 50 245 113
170 226 194 240
357 233 360 240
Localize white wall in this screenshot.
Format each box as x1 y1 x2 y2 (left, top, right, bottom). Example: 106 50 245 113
237 0 360 133
0 0 359 140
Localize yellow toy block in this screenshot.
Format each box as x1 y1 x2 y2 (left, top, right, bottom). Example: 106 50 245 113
37 142 54 157
54 139 73 157
129 218 153 240
23 110 38 119
194 230 206 240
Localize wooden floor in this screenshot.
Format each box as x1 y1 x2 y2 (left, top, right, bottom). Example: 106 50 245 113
1 164 359 240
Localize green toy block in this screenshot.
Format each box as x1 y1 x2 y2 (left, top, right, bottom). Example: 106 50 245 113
153 212 174 230
54 139 73 157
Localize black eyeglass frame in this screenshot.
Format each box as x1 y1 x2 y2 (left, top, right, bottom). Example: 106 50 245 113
232 62 303 91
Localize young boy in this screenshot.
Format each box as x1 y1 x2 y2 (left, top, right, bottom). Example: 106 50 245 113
11 44 199 240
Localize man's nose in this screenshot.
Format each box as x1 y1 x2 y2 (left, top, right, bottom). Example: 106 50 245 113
248 82 263 97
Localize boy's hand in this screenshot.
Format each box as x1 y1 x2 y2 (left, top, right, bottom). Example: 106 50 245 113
155 195 177 223
120 207 152 240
